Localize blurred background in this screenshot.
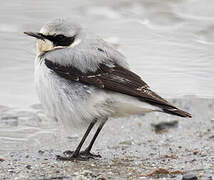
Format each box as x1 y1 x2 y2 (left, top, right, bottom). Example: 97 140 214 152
0 1 214 179
1 0 214 108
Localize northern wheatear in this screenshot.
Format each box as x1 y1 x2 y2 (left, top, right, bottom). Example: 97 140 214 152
24 18 191 161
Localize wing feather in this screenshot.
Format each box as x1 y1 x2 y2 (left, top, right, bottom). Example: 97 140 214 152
45 59 191 118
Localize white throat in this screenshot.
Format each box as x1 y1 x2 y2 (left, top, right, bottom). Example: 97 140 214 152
70 38 81 48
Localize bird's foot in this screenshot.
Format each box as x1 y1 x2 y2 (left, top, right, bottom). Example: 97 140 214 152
80 150 102 159
56 154 89 161
56 150 90 161
56 150 101 161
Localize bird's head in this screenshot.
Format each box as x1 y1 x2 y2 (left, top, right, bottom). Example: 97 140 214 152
24 18 82 54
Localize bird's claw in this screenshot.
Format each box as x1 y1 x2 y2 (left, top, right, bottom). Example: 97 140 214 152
56 154 90 161
80 150 102 158
56 150 101 161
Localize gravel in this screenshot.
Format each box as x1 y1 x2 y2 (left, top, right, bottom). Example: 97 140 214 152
0 97 214 179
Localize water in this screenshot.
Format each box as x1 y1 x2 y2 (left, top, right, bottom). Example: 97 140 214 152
0 0 214 107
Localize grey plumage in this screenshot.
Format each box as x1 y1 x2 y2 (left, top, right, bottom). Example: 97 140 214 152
24 18 191 160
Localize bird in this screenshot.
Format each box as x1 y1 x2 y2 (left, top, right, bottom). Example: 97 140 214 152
24 18 191 161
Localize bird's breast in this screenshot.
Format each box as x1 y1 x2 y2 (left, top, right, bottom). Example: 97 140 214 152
34 56 109 130
35 58 92 109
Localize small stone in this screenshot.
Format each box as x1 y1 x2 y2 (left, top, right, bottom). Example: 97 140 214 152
209 135 214 139
201 177 212 180
8 169 15 173
26 165 32 170
97 178 106 180
182 173 198 180
151 120 178 133
38 150 45 154
193 150 199 155
119 140 133 145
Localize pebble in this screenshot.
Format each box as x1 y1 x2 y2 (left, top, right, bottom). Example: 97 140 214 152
0 98 213 179
201 177 212 180
182 174 198 180
38 150 45 154
26 165 32 170
151 120 178 133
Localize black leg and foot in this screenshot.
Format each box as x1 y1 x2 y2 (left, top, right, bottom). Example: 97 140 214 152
56 119 97 161
80 121 106 158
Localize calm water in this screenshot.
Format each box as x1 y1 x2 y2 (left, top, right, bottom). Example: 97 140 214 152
0 0 214 108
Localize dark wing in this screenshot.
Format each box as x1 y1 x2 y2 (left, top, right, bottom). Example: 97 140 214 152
45 59 191 118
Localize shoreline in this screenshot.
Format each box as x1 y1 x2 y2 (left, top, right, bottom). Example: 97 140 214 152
0 97 213 179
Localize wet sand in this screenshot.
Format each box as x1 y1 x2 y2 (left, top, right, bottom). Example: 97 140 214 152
0 97 213 179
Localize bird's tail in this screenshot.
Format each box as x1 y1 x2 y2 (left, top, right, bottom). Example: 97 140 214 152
137 88 192 118
162 107 192 118
142 97 192 118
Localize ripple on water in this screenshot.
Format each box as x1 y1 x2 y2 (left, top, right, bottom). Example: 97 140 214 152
1 0 214 104
0 24 19 33
173 0 214 20
86 6 121 19
0 106 58 154
144 12 185 29
196 25 214 44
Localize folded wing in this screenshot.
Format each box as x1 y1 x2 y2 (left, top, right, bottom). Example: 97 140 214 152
45 59 191 118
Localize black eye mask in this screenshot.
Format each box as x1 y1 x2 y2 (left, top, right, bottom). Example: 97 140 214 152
43 34 76 46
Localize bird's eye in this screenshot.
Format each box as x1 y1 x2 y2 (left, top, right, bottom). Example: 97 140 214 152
54 34 66 40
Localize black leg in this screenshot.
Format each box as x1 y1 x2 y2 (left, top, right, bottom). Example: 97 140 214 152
80 120 106 158
86 121 106 152
56 119 97 161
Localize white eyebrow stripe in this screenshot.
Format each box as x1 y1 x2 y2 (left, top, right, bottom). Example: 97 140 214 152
70 38 81 47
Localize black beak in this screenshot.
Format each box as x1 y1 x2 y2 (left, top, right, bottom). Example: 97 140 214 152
24 32 46 40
